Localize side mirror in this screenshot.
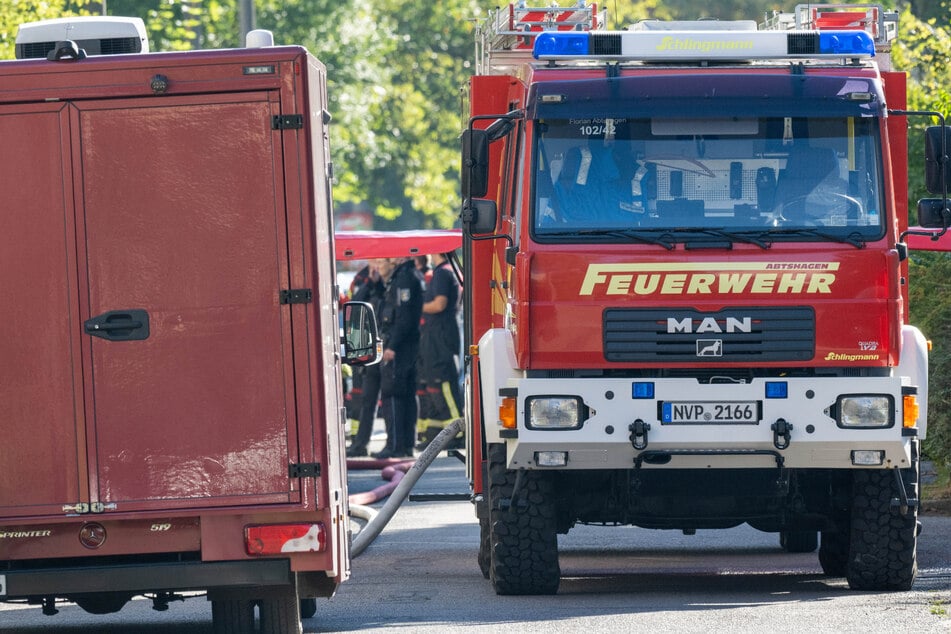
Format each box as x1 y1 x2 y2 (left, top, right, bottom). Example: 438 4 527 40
917 198 951 229
461 128 489 199
925 126 951 195
341 301 381 366
462 198 498 235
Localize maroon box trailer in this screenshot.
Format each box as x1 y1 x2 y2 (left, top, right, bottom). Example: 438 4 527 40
0 19 377 634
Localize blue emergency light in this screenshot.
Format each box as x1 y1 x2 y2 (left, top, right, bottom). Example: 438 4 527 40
532 29 874 61
534 32 591 58
765 381 789 399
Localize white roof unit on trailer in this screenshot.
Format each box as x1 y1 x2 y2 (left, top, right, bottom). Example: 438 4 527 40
15 16 149 59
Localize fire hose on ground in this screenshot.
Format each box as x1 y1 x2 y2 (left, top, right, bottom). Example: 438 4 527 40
347 417 465 558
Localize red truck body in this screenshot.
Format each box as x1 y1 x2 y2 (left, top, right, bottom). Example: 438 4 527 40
0 34 361 632
463 4 930 596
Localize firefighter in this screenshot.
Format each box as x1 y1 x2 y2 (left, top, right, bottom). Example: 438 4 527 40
416 251 463 451
372 256 424 459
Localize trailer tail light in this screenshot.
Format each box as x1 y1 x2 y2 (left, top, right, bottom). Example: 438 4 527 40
245 523 326 556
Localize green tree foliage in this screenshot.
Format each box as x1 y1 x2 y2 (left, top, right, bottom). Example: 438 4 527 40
254 0 482 229
106 0 236 51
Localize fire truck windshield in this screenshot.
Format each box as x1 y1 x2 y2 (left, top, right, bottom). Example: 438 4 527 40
532 115 885 245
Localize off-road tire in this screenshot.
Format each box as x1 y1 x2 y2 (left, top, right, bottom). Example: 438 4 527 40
779 530 818 553
259 590 303 634
845 465 918 591
478 515 491 579
211 598 255 634
487 443 560 595
818 527 850 577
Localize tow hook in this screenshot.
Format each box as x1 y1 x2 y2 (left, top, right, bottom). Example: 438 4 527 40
629 419 651 450
771 418 793 450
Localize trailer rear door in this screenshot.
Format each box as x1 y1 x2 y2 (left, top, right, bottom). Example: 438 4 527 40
73 92 301 512
0 103 86 518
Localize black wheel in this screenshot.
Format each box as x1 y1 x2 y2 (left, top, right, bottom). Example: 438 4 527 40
259 589 302 634
299 597 317 619
818 527 850 577
72 592 132 615
211 598 255 634
487 443 560 595
845 461 918 591
478 515 491 579
779 530 818 553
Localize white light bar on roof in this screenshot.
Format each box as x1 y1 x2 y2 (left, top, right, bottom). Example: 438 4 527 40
533 29 875 61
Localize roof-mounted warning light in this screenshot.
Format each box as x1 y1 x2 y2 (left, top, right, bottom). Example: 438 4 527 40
532 29 875 61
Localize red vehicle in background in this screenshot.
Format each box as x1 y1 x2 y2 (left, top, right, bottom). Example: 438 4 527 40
462 3 949 595
0 17 378 634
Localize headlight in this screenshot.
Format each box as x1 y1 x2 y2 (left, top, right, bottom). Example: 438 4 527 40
527 396 585 430
836 395 894 428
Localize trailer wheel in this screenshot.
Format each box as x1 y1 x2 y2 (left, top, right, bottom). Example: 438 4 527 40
487 443 560 595
818 527 849 577
779 530 818 553
478 515 491 579
259 588 302 634
845 463 918 591
211 598 255 634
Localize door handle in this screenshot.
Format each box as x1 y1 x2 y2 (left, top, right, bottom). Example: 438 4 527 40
84 309 150 341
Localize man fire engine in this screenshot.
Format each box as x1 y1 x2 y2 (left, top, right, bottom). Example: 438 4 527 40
462 2 948 595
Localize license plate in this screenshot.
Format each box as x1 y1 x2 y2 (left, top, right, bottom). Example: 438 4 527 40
661 401 760 424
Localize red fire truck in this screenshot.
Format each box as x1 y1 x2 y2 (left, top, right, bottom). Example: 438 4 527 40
462 3 949 595
0 17 379 633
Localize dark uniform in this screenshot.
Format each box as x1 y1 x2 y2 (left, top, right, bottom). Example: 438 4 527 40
346 265 385 457
376 259 424 457
417 257 462 448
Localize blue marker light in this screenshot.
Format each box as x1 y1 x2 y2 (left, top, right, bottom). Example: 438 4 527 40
818 31 875 57
765 381 788 399
533 32 590 58
632 382 655 399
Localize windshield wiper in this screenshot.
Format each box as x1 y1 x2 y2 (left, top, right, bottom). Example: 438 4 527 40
667 228 772 249
759 228 867 248
542 229 676 250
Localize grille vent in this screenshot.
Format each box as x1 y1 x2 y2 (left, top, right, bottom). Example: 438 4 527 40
603 307 815 363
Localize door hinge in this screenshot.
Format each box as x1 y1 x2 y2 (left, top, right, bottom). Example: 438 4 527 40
62 502 118 514
280 289 313 304
289 462 321 478
272 114 304 130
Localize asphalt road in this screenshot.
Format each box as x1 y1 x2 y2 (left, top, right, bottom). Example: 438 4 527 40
2 444 951 632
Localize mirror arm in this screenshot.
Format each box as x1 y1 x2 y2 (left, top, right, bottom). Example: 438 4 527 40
888 110 948 236
891 109 949 241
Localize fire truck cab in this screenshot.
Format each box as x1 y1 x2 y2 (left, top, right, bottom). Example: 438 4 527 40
462 3 944 595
